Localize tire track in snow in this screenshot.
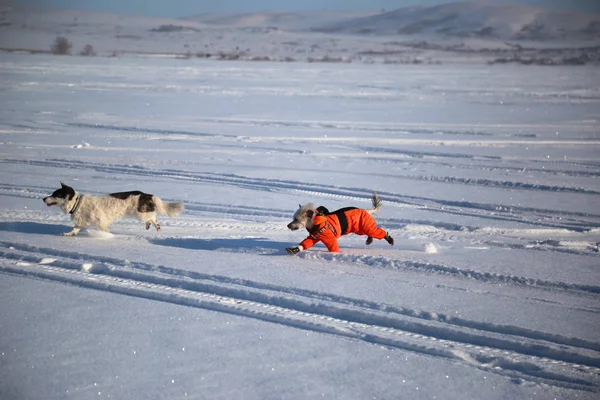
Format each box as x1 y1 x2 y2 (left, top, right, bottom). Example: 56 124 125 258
399 173 600 195
0 250 598 392
65 122 236 138
2 158 599 231
3 239 599 298
300 252 600 295
352 145 600 177
2 241 600 361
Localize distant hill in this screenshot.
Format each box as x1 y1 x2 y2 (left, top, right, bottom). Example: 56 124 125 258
312 1 600 41
0 1 598 65
0 1 206 36
182 10 376 31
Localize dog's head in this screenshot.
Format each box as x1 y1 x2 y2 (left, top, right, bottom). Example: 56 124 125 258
43 182 77 212
287 203 317 231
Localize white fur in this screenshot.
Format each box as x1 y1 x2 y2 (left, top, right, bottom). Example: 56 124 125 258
43 184 184 236
287 203 317 231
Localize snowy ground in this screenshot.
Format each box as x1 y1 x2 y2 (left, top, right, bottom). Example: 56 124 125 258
0 53 599 399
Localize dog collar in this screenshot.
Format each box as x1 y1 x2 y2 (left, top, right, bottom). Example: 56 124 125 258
69 195 82 214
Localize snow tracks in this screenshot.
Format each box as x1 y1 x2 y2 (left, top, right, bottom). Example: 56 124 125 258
1 241 599 393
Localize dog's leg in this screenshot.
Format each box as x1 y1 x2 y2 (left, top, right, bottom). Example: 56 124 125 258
62 226 82 236
147 220 161 231
98 224 110 233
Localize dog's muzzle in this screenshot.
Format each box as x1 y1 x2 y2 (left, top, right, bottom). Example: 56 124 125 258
287 222 301 231
43 197 57 206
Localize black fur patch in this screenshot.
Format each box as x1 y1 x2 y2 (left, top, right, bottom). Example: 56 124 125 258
110 191 146 200
137 193 156 213
51 185 75 200
316 206 330 215
108 191 155 213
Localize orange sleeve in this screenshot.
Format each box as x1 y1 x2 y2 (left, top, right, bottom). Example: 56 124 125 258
300 235 319 250
322 237 340 252
300 216 325 250
320 230 340 253
298 217 341 252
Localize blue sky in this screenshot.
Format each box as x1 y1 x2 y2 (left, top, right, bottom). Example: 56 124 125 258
10 0 600 17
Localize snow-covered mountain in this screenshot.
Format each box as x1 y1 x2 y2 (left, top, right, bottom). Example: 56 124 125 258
313 1 600 41
0 1 598 64
183 10 376 31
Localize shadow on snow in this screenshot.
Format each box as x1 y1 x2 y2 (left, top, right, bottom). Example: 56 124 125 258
148 237 291 255
0 222 68 236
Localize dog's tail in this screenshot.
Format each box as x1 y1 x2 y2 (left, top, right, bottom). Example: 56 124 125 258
154 197 184 217
367 192 382 215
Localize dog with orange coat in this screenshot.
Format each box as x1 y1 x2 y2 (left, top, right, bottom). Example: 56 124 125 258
286 193 394 254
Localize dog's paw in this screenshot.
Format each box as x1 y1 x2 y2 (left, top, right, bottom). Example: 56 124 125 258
145 222 151 230
61 232 76 237
286 247 301 255
385 233 394 246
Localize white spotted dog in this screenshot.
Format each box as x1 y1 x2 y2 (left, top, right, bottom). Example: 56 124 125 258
43 182 184 236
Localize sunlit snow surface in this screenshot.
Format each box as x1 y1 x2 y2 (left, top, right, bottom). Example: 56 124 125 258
0 54 599 399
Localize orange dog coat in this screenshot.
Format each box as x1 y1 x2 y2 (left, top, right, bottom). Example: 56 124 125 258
299 207 387 253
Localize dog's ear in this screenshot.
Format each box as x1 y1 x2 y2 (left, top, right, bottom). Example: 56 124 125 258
60 182 75 199
299 204 301 208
